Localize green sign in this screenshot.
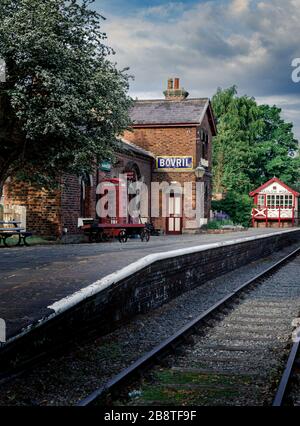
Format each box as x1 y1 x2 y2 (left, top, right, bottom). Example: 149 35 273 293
100 161 112 172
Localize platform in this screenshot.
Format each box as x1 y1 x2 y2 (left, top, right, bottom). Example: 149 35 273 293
0 227 299 344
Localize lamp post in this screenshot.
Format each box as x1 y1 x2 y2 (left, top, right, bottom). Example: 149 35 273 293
194 164 206 179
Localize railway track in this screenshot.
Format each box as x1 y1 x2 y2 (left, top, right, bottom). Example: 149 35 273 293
273 330 300 406
77 246 300 407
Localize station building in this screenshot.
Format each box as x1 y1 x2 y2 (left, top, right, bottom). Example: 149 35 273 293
125 78 217 234
2 78 217 237
250 177 299 228
3 139 154 237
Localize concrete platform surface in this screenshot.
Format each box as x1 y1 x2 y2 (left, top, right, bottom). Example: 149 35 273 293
0 228 298 340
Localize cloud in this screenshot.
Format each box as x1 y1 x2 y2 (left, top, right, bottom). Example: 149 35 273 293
100 0 300 138
230 0 250 15
256 94 300 140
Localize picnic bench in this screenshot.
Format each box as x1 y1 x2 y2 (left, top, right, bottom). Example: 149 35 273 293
0 221 32 247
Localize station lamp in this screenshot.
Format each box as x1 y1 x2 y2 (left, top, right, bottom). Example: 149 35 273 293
194 164 206 179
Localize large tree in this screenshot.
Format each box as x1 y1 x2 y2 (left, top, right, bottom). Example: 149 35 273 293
0 0 132 188
212 86 300 195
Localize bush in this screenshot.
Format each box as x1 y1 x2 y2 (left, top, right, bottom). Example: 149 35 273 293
207 220 221 230
207 219 235 230
212 191 253 227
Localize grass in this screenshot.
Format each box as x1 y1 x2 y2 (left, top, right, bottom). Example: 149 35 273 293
129 368 254 405
0 235 58 247
25 236 58 246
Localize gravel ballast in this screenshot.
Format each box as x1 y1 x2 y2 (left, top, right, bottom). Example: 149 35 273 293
1 243 300 406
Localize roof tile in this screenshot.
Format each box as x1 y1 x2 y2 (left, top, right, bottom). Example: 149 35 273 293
130 98 209 125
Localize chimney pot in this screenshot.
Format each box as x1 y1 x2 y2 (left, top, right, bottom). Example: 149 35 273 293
163 77 189 101
167 78 174 90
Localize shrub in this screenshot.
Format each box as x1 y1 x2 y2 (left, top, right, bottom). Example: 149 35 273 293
207 220 222 230
212 191 253 227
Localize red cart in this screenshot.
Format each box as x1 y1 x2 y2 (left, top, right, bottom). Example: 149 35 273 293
82 178 151 243
82 221 150 243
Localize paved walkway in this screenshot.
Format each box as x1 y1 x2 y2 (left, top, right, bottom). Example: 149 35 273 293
0 228 297 339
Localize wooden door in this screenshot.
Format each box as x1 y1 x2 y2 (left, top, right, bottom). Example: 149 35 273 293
167 193 182 235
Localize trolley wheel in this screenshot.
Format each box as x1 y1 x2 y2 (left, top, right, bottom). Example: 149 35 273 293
94 230 103 243
4 234 21 247
140 229 150 242
89 231 97 243
118 230 128 243
100 232 110 243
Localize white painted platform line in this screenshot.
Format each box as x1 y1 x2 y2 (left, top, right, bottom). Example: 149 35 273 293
5 228 300 346
48 228 299 315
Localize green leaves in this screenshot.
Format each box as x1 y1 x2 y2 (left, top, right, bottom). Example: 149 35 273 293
212 192 254 227
0 0 132 186
212 87 300 196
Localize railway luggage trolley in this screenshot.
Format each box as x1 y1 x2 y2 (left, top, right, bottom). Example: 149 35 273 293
82 221 151 244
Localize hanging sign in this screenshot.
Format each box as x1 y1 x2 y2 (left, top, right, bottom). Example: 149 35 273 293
99 161 112 172
156 156 193 171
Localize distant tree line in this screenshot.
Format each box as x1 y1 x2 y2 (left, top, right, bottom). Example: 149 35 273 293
211 86 300 226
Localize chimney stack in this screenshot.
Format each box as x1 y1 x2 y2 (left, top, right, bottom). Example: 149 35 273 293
164 77 189 101
168 78 174 90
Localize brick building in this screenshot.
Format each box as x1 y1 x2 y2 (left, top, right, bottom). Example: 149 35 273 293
3 139 154 238
124 78 217 234
3 78 217 237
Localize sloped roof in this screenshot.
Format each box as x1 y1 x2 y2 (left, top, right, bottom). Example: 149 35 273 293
249 177 300 197
129 98 217 135
117 138 155 159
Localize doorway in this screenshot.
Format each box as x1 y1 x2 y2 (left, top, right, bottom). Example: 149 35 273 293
167 192 182 234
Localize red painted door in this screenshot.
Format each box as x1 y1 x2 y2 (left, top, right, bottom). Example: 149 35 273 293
167 193 183 235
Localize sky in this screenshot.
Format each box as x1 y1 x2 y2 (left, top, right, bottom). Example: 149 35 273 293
94 0 300 139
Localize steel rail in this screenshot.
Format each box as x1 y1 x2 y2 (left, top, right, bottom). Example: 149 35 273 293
273 340 300 406
77 246 300 406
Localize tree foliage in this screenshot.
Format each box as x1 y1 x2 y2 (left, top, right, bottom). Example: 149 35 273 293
0 0 132 188
212 191 254 227
212 86 300 195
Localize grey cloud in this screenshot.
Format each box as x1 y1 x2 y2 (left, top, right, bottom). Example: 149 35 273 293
103 0 300 138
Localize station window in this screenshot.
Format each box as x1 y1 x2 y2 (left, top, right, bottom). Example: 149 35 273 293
258 195 265 207
200 129 209 160
266 195 293 208
202 142 206 159
200 129 205 141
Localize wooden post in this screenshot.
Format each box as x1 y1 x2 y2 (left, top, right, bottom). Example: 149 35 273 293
279 206 281 227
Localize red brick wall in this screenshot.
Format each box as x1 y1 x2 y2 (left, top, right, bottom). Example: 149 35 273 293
3 179 62 237
3 153 153 237
61 173 96 235
124 115 214 232
3 173 97 237
124 127 197 162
